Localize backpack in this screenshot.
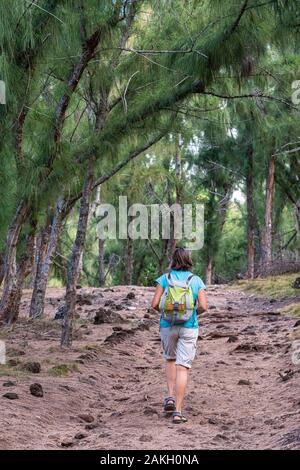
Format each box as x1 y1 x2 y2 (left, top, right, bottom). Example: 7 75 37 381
159 273 194 325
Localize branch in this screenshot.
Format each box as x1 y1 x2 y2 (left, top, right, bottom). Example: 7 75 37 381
54 28 102 143
118 46 208 59
228 0 249 35
68 132 165 209
92 133 164 189
146 239 161 264
202 90 299 110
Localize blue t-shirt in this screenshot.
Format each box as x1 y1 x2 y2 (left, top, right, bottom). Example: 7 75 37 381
155 270 206 329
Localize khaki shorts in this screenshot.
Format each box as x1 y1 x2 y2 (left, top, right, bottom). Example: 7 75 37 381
160 326 199 369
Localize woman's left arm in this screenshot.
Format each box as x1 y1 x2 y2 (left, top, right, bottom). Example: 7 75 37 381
197 289 207 314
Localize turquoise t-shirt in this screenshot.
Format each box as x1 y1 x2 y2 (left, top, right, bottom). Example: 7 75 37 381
156 270 206 329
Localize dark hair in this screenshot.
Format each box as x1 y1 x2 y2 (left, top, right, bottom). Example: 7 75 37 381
170 247 193 271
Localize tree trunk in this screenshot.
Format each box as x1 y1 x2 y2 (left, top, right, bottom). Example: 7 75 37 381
98 239 106 287
205 183 233 285
168 134 182 261
28 233 41 289
159 239 169 273
61 160 94 347
0 200 29 321
0 253 4 286
295 198 300 234
124 217 134 285
29 197 64 319
261 156 276 269
2 222 36 324
246 143 255 279
91 185 106 287
77 251 84 286
134 252 146 284
206 256 214 285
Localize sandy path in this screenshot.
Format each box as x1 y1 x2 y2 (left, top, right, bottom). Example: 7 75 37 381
0 285 299 450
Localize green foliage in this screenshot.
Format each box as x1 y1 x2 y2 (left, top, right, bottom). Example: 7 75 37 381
1 0 300 289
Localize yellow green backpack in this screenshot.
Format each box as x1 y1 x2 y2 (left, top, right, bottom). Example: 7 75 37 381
159 273 194 325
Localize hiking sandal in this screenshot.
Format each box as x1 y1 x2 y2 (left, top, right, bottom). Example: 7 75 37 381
163 396 176 412
172 411 188 424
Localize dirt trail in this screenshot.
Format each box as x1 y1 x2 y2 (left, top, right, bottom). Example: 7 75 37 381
0 285 299 450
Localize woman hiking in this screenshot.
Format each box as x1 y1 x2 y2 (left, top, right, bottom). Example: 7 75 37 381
151 247 207 424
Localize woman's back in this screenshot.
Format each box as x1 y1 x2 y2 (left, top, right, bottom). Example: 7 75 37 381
156 269 206 329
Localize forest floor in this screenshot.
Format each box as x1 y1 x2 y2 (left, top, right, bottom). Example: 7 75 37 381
0 281 300 450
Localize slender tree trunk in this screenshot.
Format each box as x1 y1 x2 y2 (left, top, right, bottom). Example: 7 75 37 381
92 186 106 287
2 221 36 324
206 256 214 285
124 215 134 285
0 200 29 321
0 253 4 286
29 197 64 319
134 252 146 284
246 143 255 279
159 239 169 273
205 183 233 285
261 156 276 269
168 134 182 261
29 219 52 292
98 239 106 287
295 198 300 234
61 160 94 347
77 251 84 286
28 233 41 289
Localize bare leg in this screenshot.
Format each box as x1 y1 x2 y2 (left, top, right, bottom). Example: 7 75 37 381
165 359 176 397
175 365 188 413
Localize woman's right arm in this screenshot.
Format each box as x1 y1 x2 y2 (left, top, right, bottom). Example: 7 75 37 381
151 284 164 311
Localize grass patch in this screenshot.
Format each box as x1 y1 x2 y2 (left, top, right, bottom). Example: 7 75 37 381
81 343 106 353
232 274 300 299
48 278 64 288
0 327 13 339
0 364 23 378
290 328 300 340
280 303 300 317
28 318 61 331
48 362 80 377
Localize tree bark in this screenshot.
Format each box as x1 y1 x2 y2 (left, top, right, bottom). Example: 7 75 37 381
98 239 106 287
246 142 255 279
61 160 94 347
0 253 4 286
261 156 276 269
29 197 64 319
124 215 134 285
295 198 300 234
92 186 106 287
168 134 182 261
205 183 233 285
206 256 214 285
2 221 36 324
159 239 169 273
0 200 29 321
134 252 146 284
28 233 41 289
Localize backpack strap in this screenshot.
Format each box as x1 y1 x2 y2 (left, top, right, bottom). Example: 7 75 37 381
167 273 175 288
167 272 193 289
186 273 194 286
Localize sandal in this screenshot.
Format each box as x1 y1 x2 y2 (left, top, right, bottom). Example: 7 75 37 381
172 411 188 424
163 396 176 412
